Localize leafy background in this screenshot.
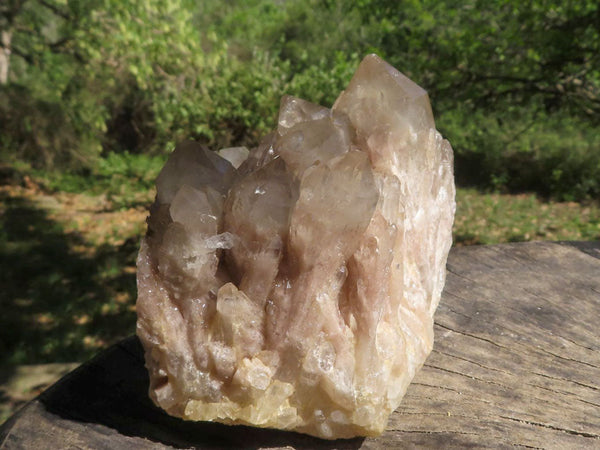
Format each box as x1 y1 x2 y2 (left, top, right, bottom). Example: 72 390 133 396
2 0 599 199
0 0 599 422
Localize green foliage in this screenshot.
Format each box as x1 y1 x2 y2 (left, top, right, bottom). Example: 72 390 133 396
454 188 600 245
439 107 600 201
35 152 165 209
1 0 599 200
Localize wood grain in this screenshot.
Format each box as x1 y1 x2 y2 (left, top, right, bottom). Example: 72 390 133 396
1 241 599 449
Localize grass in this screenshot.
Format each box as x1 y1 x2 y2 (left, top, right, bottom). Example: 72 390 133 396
0 186 144 367
454 189 600 245
29 152 165 210
0 156 599 422
0 158 159 369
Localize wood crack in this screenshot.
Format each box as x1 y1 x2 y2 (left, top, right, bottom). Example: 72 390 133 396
554 334 597 353
524 382 600 409
511 445 544 449
411 382 463 394
432 348 512 375
438 295 475 319
434 322 512 351
534 347 600 370
388 429 479 436
532 371 600 392
397 412 476 418
445 267 480 283
437 311 599 375
499 415 600 439
423 363 511 390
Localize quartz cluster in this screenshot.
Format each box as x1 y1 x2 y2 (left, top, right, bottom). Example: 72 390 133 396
136 54 455 439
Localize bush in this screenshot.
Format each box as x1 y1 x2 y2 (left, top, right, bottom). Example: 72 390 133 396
2 0 599 201
0 85 101 169
441 106 600 200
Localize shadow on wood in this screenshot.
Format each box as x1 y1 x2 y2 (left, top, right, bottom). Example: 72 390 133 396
1 336 363 449
1 241 599 448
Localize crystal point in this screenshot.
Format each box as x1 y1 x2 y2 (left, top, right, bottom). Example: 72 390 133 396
137 54 455 439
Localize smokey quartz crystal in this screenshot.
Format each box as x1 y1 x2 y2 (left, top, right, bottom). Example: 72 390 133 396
136 54 455 439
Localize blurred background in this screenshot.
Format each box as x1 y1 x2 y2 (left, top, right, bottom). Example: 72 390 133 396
1 0 599 423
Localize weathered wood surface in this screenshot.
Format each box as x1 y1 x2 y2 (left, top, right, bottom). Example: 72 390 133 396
1 241 599 449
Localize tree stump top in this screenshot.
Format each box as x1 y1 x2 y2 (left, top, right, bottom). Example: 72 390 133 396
1 241 599 448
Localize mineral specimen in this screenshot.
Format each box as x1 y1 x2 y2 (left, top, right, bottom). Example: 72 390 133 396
136 54 455 439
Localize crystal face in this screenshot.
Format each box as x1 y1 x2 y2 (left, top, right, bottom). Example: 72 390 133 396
136 54 456 439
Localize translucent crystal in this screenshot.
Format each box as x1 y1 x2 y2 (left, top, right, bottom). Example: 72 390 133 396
136 54 455 439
